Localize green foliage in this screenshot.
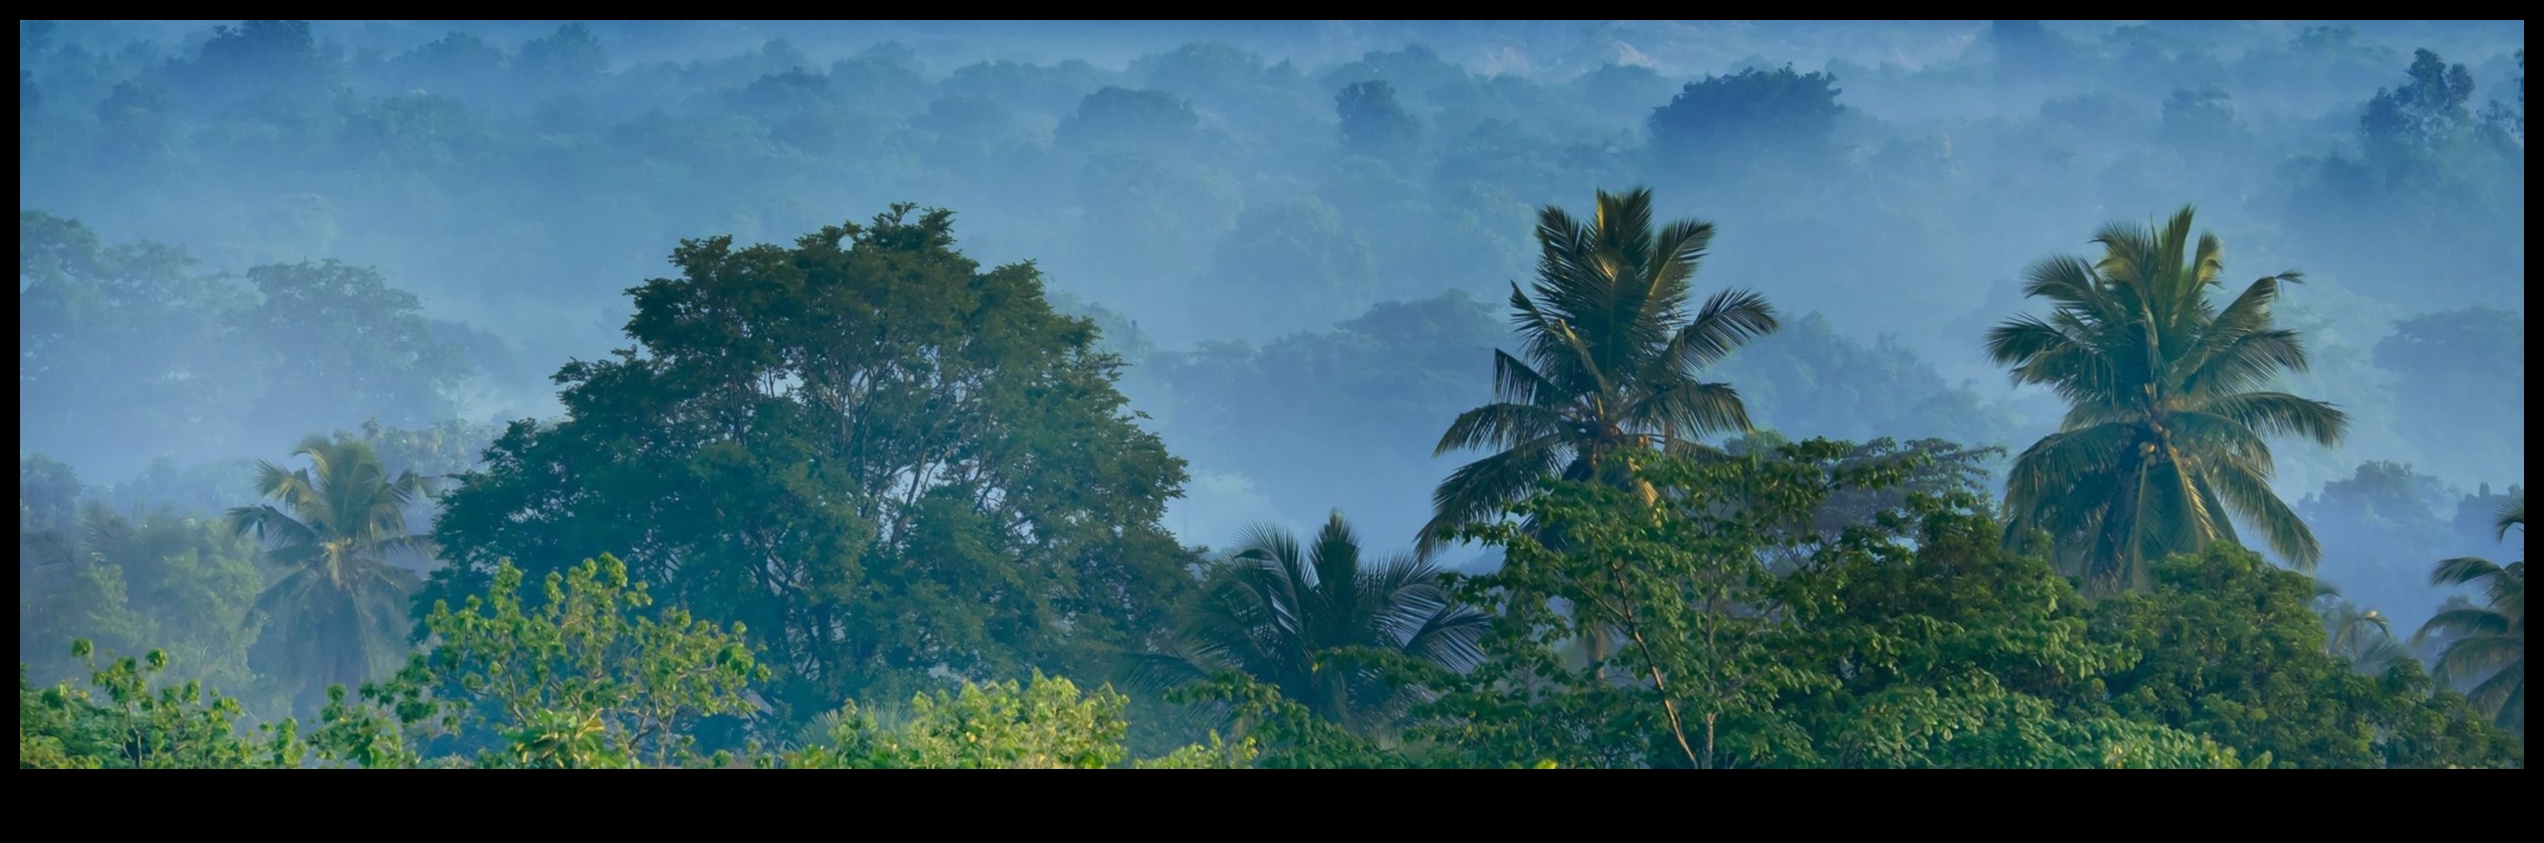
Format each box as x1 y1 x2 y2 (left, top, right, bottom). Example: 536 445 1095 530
1988 205 2347 594
20 457 274 714
413 556 766 768
2092 544 2519 767
782 672 1251 769
1772 499 2245 768
304 678 437 769
1405 439 2479 768
20 642 301 769
1168 671 1406 768
1427 441 1898 768
24 508 269 695
1723 436 2002 541
431 205 1197 718
25 476 2520 769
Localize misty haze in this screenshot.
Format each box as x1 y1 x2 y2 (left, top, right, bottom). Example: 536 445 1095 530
19 20 2524 768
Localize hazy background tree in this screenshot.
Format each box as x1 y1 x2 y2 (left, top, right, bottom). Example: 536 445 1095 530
19 22 2521 567
1336 79 1421 165
225 433 433 705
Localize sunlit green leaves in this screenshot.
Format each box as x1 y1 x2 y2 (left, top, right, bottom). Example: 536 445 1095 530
782 672 1252 769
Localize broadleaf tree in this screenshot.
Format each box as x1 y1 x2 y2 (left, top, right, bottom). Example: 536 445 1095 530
430 205 1199 722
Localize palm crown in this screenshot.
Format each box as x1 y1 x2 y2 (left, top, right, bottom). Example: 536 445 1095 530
226 434 434 700
1425 187 1777 556
1987 205 2347 595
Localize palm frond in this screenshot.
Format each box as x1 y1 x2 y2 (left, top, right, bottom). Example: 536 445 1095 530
1421 437 1562 557
1657 288 1778 374
1491 348 1559 407
2497 491 2526 541
2202 458 2320 570
2188 391 2346 446
1626 379 1753 441
1435 402 1563 456
2430 555 2509 591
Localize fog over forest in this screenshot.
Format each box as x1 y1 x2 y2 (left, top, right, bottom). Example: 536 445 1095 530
18 21 2526 768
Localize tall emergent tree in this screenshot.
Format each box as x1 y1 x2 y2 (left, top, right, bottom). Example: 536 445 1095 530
1139 511 1484 735
1985 206 2347 595
226 434 433 701
431 205 1196 720
2417 490 2524 735
1424 187 1778 556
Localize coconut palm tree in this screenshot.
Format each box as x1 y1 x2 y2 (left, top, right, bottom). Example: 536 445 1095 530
2314 585 2412 676
1424 187 1777 557
2417 490 2523 735
226 434 434 701
1140 511 1485 735
1985 205 2347 595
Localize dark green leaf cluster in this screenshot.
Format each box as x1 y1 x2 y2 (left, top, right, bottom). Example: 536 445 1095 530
1397 442 2516 768
2092 543 2518 767
428 207 1198 717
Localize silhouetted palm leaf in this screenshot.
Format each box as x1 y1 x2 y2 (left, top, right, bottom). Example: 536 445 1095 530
2415 490 2523 734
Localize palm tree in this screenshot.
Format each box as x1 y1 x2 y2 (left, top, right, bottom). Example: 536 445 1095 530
226 434 434 701
1985 205 2347 595
1140 511 1486 735
2314 585 2411 677
1425 187 1777 557
2416 491 2523 735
